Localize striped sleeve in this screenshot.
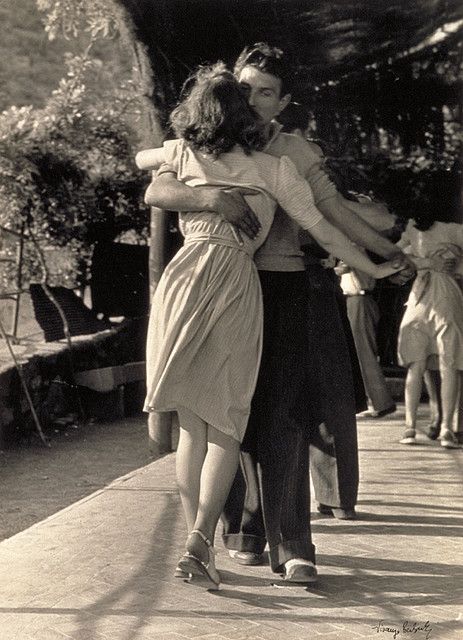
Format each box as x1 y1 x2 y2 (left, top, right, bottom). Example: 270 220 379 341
287 137 337 204
274 156 323 230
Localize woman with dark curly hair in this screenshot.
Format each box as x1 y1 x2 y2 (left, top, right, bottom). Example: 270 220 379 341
138 63 400 590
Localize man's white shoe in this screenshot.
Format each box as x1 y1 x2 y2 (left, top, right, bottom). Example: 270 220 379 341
283 558 318 583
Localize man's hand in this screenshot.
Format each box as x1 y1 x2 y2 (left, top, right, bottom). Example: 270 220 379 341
143 171 261 240
334 260 350 276
387 252 416 285
388 270 415 286
215 188 262 240
428 253 458 274
389 252 414 271
321 255 337 270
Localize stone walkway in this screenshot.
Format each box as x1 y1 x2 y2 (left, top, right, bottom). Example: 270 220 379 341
0 406 462 640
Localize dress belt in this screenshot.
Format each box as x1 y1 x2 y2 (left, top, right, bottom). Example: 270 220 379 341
183 233 252 256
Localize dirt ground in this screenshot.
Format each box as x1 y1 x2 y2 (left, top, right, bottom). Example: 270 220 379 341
0 414 156 541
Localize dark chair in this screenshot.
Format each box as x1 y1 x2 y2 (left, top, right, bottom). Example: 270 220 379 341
90 242 150 319
30 284 111 342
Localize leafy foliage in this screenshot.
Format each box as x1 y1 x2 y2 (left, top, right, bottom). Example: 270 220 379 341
36 0 120 40
305 43 463 220
0 0 133 112
0 53 147 289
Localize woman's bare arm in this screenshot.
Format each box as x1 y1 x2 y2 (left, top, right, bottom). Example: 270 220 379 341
135 147 166 170
309 217 401 279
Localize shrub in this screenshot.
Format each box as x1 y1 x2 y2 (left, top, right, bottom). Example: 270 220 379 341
0 53 148 290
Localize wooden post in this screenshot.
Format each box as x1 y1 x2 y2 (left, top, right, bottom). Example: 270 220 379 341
109 2 176 455
147 206 173 456
10 223 25 343
148 411 173 457
457 372 463 436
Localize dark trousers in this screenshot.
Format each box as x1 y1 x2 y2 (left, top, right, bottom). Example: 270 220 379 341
222 271 315 572
306 266 360 510
221 268 360 568
223 418 314 572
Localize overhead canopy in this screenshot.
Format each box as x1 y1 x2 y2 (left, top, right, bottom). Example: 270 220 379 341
123 0 463 103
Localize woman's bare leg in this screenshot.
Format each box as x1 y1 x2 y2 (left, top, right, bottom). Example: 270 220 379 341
188 425 240 567
176 408 241 565
404 360 427 430
439 364 459 440
176 409 207 531
423 370 441 429
193 425 240 545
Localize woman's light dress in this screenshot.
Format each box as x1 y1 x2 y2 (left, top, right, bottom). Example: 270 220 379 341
144 139 322 442
398 220 463 369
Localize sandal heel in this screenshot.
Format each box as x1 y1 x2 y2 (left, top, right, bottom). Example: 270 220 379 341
177 529 220 589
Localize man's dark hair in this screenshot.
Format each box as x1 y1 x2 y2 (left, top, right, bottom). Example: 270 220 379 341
233 43 293 96
170 62 265 157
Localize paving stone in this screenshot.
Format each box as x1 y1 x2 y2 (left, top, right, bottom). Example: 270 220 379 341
1 405 463 639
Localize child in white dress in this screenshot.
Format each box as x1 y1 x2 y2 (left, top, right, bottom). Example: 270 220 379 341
397 215 463 448
138 63 401 588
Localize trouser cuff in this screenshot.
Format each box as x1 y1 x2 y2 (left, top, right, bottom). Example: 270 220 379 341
222 533 266 554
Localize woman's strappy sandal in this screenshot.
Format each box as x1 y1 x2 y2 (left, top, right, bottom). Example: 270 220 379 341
176 530 220 590
174 566 191 579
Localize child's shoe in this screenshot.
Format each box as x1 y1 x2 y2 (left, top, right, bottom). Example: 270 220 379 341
440 430 461 449
399 428 416 445
426 423 441 440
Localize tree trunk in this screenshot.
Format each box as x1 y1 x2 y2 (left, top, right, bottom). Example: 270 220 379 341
115 0 173 453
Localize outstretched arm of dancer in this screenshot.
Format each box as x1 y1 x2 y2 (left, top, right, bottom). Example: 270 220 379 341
286 136 413 268
304 218 401 280
274 158 402 280
343 197 395 230
316 194 412 268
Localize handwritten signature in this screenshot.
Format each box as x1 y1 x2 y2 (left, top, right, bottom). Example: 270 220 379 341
372 620 433 640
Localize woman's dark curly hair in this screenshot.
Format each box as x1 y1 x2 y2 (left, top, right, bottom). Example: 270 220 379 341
170 62 265 157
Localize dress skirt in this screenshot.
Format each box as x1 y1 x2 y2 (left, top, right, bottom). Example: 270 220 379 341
398 271 463 369
144 235 263 443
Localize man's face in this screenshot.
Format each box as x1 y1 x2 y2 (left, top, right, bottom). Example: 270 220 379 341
238 65 291 126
